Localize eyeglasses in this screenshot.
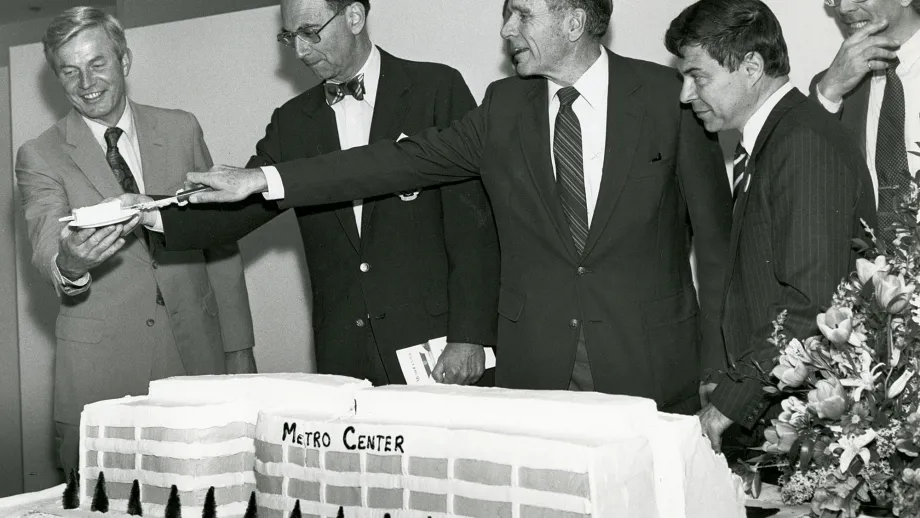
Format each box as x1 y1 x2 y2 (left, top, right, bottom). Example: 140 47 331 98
823 0 867 6
277 5 345 47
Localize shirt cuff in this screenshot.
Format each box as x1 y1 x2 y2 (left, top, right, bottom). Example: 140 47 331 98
815 88 843 114
52 253 91 295
146 211 164 233
261 166 285 200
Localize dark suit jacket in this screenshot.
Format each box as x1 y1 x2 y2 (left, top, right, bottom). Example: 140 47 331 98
809 72 872 158
163 49 500 383
186 49 732 412
709 89 876 428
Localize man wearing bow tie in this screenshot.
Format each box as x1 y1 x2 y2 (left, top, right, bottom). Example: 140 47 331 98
158 0 500 386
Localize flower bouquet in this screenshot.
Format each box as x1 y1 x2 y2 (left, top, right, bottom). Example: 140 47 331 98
739 142 920 518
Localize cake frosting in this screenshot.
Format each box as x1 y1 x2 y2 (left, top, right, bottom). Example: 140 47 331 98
64 373 744 518
71 200 127 226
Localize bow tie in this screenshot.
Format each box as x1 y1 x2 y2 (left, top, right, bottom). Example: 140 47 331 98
324 74 365 106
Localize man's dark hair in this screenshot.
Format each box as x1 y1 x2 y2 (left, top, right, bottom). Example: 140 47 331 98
327 0 370 15
664 0 790 77
551 0 612 39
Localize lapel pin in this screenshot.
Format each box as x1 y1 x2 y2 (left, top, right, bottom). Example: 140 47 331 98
398 190 420 201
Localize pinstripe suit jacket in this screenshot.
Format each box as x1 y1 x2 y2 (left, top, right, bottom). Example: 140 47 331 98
709 89 877 428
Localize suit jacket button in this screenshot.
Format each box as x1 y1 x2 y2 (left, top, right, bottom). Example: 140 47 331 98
359 262 370 273
146 319 155 327
569 319 579 329
151 260 158 269
356 318 365 327
576 267 587 276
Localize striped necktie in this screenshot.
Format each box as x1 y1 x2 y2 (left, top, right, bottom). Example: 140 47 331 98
732 141 748 204
554 86 588 256
876 57 909 245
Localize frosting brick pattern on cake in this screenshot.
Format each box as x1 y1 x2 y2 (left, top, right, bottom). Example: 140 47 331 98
73 373 744 518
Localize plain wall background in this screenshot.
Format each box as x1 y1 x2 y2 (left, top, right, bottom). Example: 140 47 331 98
5 0 849 493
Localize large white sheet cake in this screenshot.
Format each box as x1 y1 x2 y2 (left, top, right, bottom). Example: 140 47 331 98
73 374 744 518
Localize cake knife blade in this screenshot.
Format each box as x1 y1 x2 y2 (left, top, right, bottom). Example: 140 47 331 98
125 185 213 211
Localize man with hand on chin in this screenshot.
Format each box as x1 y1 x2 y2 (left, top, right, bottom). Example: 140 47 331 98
142 0 732 417
811 0 920 246
666 0 875 452
16 7 256 476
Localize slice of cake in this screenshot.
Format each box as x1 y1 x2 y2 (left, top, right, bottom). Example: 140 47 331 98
71 200 126 226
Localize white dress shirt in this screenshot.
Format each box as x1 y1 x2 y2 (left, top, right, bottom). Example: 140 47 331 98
740 82 794 159
547 47 608 226
817 27 920 207
263 46 381 237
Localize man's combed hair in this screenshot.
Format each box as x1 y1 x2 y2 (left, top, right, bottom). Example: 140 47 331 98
551 0 612 39
43 6 128 71
326 0 370 15
664 0 790 77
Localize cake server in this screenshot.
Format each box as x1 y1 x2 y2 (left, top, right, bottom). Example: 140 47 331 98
125 185 214 211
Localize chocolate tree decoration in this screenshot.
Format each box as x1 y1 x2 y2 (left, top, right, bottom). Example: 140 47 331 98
336 506 344 518
288 499 301 518
202 486 216 518
127 479 143 516
62 468 79 509
90 472 109 513
165 484 182 518
242 491 257 518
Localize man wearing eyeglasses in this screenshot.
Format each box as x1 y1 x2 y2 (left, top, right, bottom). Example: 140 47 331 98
148 0 500 387
811 0 920 245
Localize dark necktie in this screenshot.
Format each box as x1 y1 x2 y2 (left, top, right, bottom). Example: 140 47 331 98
104 127 164 306
733 141 749 205
876 57 909 245
104 127 139 194
554 86 589 256
324 73 366 106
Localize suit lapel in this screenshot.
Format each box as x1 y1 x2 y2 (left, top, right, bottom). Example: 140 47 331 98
64 110 122 200
133 102 170 195
301 87 360 251
517 79 577 258
64 108 148 261
361 49 412 240
721 89 802 307
583 50 643 258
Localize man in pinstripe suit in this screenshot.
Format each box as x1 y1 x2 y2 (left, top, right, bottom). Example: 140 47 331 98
667 0 876 451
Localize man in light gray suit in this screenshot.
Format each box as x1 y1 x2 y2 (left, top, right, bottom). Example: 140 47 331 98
15 6 257 475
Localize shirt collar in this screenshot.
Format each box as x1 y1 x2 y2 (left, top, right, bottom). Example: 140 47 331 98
547 45 608 110
328 45 380 109
741 81 793 155
896 25 920 72
82 99 136 144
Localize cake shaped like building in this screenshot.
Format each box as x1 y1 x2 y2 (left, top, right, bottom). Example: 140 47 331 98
76 374 745 518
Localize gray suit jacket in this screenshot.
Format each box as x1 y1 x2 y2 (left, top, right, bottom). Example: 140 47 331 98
16 101 255 424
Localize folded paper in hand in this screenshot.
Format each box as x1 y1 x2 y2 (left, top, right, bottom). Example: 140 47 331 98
397 336 496 385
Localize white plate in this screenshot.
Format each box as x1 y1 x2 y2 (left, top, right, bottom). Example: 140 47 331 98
68 209 139 229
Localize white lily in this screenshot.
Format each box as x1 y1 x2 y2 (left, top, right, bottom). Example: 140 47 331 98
830 430 877 473
887 370 915 399
839 351 885 401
